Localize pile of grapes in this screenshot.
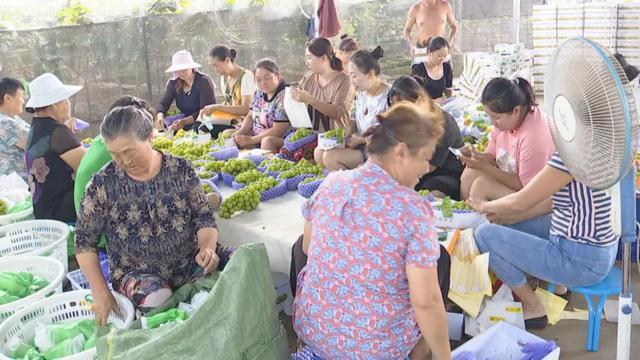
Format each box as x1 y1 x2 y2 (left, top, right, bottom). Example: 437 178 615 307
246 177 279 193
152 137 174 151
277 159 324 179
222 158 256 176
289 128 314 142
212 131 232 148
417 189 430 197
159 140 214 161
323 127 345 142
300 176 324 185
259 158 295 173
219 188 261 219
202 160 226 173
439 196 473 218
197 170 215 179
202 183 214 194
235 169 268 184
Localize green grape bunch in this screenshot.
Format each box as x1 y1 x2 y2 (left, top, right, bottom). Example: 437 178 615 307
235 169 267 184
202 183 214 194
152 137 174 151
452 200 473 211
0 200 7 216
246 177 279 192
472 120 489 132
260 158 295 173
218 187 261 219
212 131 232 148
278 159 323 179
222 158 256 176
417 189 430 197
203 160 226 173
289 128 314 142
300 176 324 185
475 135 489 152
323 127 345 142
197 170 215 179
438 196 473 218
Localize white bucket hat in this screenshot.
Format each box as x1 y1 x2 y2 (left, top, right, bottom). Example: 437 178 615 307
165 50 201 73
25 73 82 108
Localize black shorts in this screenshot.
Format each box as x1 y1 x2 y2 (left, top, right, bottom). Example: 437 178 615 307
416 172 461 201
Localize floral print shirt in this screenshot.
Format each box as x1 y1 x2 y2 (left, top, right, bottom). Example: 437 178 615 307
0 112 30 178
293 161 441 360
75 154 216 289
250 83 290 136
25 117 80 222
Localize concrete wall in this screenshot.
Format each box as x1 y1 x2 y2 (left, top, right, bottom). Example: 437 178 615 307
0 0 543 135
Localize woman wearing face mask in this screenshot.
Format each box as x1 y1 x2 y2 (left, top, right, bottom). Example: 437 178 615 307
459 77 556 205
316 46 389 171
24 73 86 223
155 50 216 132
75 106 233 324
411 36 453 103
225 58 291 152
294 103 450 360
291 37 353 132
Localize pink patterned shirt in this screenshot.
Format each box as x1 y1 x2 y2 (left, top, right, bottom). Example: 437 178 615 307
293 161 440 359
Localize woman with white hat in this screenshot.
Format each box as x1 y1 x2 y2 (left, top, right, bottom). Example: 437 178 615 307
25 73 86 223
155 50 216 132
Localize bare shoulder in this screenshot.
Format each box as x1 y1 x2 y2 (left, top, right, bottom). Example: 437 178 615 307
440 0 454 11
408 2 421 15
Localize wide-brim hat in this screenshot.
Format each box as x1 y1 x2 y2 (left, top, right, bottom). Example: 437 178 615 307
25 73 82 108
165 50 201 73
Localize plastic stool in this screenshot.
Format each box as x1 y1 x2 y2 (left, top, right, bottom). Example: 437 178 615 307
549 267 622 352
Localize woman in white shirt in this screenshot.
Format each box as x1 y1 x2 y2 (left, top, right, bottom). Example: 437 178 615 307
316 46 389 171
201 45 257 136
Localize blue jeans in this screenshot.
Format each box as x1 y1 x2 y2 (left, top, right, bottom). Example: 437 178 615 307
474 215 618 288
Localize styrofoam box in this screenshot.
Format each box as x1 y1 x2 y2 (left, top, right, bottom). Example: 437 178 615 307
451 321 560 360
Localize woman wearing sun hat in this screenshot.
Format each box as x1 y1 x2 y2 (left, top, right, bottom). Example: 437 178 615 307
24 73 86 222
155 50 216 132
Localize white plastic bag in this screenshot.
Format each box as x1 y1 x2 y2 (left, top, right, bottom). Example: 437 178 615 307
0 172 28 192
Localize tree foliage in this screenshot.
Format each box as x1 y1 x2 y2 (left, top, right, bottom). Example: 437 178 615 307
57 1 93 26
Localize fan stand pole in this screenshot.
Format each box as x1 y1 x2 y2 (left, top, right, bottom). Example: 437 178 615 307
617 172 635 360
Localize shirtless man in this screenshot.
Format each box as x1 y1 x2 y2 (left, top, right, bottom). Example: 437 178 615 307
404 0 458 58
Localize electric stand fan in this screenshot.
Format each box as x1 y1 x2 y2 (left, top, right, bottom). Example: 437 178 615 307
544 37 639 360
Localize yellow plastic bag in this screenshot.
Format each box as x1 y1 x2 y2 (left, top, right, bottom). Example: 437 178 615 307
535 288 568 325
447 229 492 318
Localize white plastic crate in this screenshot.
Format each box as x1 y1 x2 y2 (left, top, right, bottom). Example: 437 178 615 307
0 256 65 324
0 208 34 227
0 220 69 273
0 290 134 360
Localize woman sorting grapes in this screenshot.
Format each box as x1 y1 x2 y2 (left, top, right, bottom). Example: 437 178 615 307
388 76 464 199
75 106 232 323
315 46 389 171
459 77 555 201
223 58 291 152
294 103 450 360
291 37 353 132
